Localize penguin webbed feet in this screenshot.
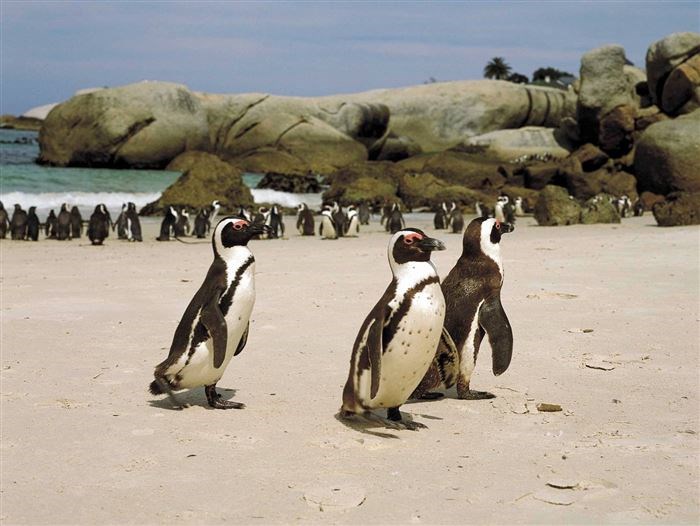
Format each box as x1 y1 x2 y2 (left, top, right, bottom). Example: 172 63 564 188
339 408 426 431
387 407 427 430
205 384 245 410
457 389 496 400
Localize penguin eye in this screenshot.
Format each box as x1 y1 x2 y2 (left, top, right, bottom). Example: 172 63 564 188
233 222 245 231
495 221 501 230
404 233 422 245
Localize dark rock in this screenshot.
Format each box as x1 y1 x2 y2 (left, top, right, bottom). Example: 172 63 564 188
635 110 700 194
570 143 609 172
652 192 700 226
523 162 559 190
640 191 665 210
534 185 581 226
634 106 669 131
580 194 621 224
598 104 636 157
141 151 252 215
646 32 700 109
398 151 505 189
323 162 401 207
397 172 489 209
661 53 700 115
257 172 322 193
373 134 422 161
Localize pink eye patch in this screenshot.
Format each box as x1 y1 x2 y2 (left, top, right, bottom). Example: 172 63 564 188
404 233 423 244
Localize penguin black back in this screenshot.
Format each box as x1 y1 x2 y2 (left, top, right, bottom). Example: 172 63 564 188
0 201 9 239
70 206 83 239
194 208 210 238
57 204 71 240
126 202 142 241
296 203 315 236
26 206 40 241
45 209 57 238
10 204 28 240
88 204 110 245
157 206 178 241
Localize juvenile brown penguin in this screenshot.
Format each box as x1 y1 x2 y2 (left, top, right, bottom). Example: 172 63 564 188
412 217 514 400
341 228 446 430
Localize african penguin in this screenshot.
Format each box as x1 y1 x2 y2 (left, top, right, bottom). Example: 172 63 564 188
125 202 142 242
115 203 128 239
358 202 371 225
10 204 27 240
209 200 221 227
332 202 346 238
433 202 448 230
633 198 644 217
387 203 405 234
0 202 9 239
319 207 338 239
296 203 315 236
57 204 71 240
156 206 178 241
448 204 464 234
266 205 285 239
174 207 191 237
44 209 57 239
70 206 83 239
149 217 268 409
341 228 446 430
494 197 506 223
26 207 40 241
412 217 514 401
514 197 524 217
194 208 210 238
87 204 111 245
345 205 360 237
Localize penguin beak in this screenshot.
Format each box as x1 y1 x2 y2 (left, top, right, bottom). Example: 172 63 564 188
500 223 515 234
417 236 446 252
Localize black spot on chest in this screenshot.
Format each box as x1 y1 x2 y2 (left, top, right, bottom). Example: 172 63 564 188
383 276 439 351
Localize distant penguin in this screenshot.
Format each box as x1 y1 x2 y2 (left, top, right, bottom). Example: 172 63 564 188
125 202 142 242
358 202 371 225
633 198 644 217
412 217 514 401
380 201 392 227
157 206 178 241
194 208 210 238
10 204 28 240
57 203 71 240
296 203 315 236
514 197 525 216
0 201 9 239
237 206 252 223
209 200 221 229
387 203 405 234
149 216 267 409
45 210 58 239
332 202 346 238
115 203 128 239
340 228 446 430
475 201 484 218
494 197 506 223
501 196 516 223
174 207 191 237
433 202 448 229
345 205 360 237
448 203 464 234
319 207 338 240
266 205 285 239
26 206 40 241
88 204 111 245
70 206 83 239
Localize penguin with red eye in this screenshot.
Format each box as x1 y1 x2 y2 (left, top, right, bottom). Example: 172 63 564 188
149 216 268 409
341 228 446 430
412 217 514 400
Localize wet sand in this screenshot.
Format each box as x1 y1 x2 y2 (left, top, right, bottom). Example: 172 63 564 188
1 214 698 524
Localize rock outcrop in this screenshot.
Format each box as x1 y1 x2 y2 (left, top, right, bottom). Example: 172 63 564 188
634 110 700 194
534 185 581 226
397 172 489 209
460 126 573 161
652 192 700 226
646 32 700 113
580 194 621 224
141 151 252 214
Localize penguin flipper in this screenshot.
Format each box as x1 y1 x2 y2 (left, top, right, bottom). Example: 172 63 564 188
233 322 249 357
478 296 513 376
201 297 228 369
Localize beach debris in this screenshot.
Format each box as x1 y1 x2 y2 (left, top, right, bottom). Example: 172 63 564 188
303 484 366 511
585 359 616 371
537 403 562 412
567 328 594 333
547 478 579 489
533 489 576 506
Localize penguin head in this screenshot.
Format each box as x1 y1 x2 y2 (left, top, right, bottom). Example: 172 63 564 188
463 218 513 257
389 228 445 268
213 216 267 253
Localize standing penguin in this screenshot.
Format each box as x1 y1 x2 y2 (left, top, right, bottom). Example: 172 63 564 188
358 202 371 225
0 201 9 239
448 203 464 234
433 202 448 229
44 209 58 239
156 206 178 241
194 208 210 238
341 228 446 430
10 204 28 240
266 205 285 239
412 217 514 400
87 204 111 245
387 203 405 234
149 217 268 409
174 207 191 237
296 203 315 236
319 206 338 239
514 197 525 217
209 200 221 230
56 204 71 240
345 205 360 237
26 206 40 241
70 206 83 239
494 197 506 223
633 198 644 217
332 202 347 238
114 203 128 239
125 202 142 242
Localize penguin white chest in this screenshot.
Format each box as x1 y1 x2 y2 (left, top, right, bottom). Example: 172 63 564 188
372 283 445 408
321 216 336 238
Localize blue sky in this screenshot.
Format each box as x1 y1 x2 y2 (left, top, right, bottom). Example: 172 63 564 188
1 1 698 115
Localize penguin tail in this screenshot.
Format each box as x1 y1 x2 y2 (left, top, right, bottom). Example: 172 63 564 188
148 380 163 395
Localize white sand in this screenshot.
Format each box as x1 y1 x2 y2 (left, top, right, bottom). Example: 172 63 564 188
1 214 698 524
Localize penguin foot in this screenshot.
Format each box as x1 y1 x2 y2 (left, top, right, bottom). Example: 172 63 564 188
387 407 427 431
154 377 189 410
205 385 245 410
458 390 496 400
419 392 445 400
340 409 404 430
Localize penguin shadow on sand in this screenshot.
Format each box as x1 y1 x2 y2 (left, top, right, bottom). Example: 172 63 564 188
333 409 438 440
147 387 242 411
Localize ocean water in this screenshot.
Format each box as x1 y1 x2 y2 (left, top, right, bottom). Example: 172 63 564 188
0 129 322 217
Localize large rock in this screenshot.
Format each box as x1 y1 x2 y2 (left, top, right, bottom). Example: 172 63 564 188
570 143 609 172
652 192 700 226
397 172 489 209
323 162 401 207
598 104 636 157
646 32 700 109
661 53 700 115
635 110 700 194
256 172 322 193
580 194 621 224
534 185 581 226
398 151 505 189
460 126 573 161
39 81 209 168
140 151 252 214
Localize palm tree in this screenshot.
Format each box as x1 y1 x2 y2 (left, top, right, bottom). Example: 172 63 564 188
483 57 512 80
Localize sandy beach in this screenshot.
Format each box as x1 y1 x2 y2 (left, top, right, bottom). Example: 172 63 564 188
1 213 698 524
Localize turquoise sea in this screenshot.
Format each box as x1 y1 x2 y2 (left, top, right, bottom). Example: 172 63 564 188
0 129 321 216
